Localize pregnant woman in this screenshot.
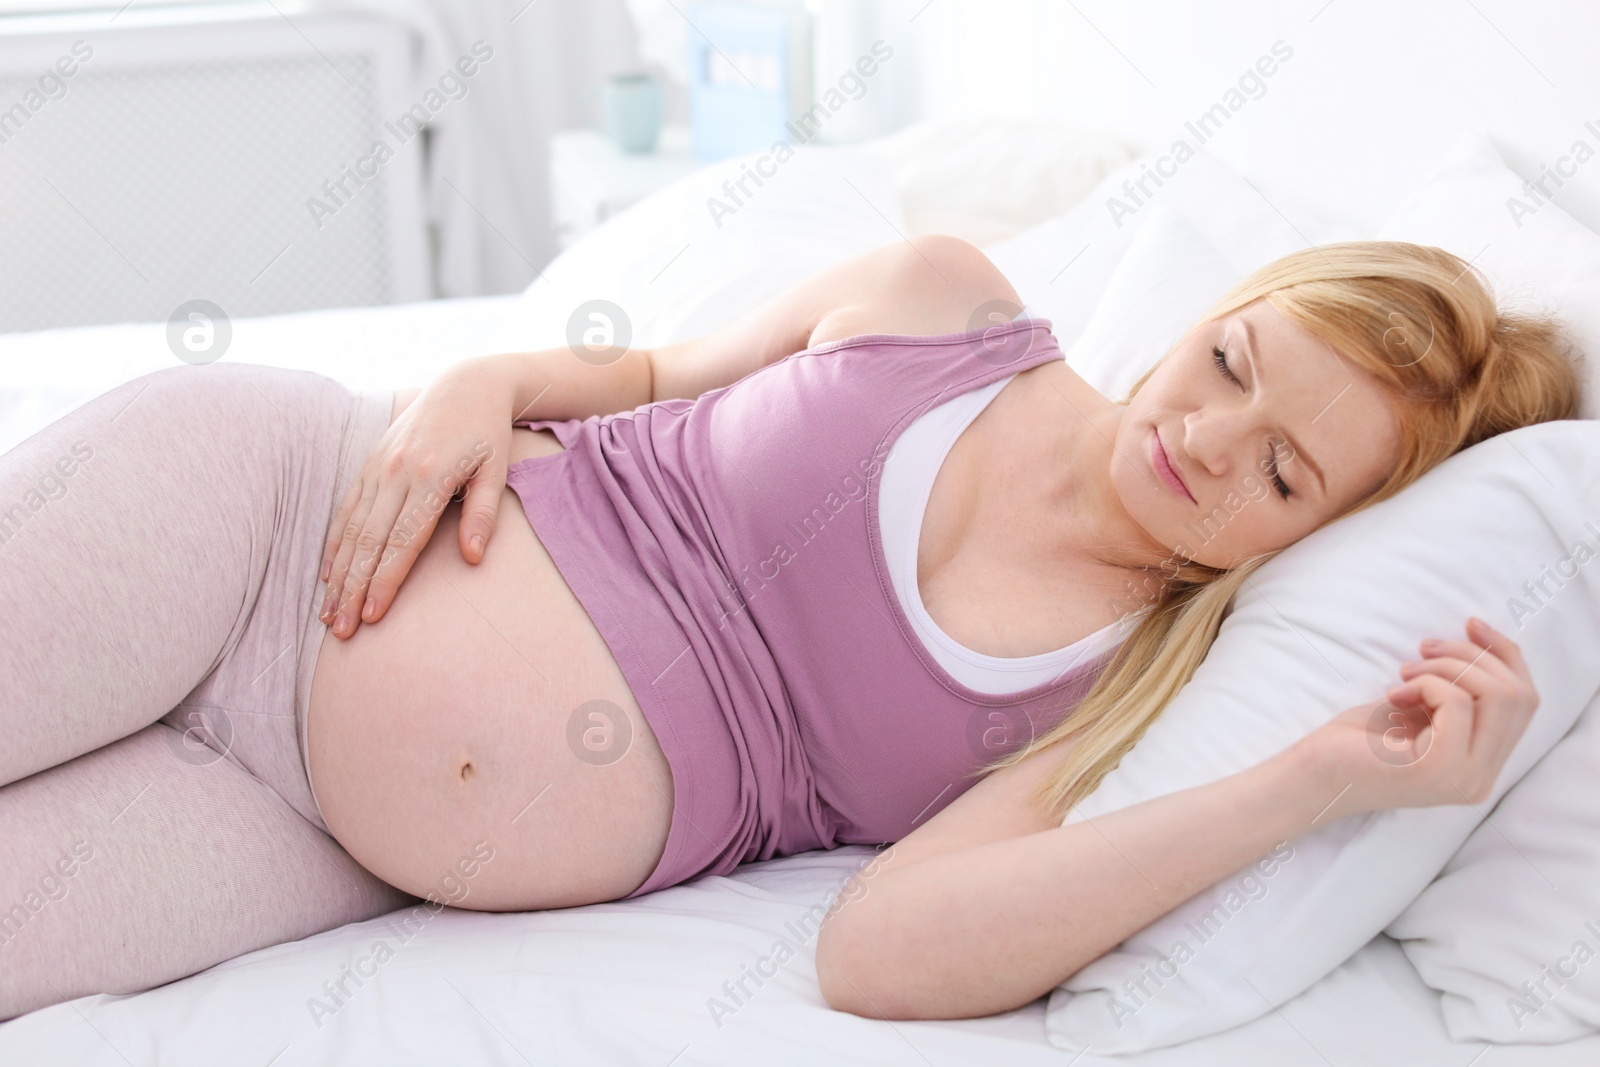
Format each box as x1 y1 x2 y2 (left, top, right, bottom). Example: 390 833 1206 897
0 236 1577 1021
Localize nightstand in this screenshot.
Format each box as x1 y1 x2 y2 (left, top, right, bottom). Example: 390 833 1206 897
548 125 701 250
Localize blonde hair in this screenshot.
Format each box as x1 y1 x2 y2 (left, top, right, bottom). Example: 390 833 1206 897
993 241 1583 816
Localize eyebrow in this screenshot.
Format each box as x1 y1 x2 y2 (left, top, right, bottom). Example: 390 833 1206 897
1236 317 1327 497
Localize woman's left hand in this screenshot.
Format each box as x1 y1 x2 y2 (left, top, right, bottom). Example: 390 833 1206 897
318 357 512 638
1296 616 1539 822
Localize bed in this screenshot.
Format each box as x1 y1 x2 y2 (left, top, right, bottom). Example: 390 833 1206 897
0 843 1593 1066
6 3 1600 1062
0 203 1595 1067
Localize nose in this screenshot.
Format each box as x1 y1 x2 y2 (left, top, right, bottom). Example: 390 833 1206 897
1181 405 1252 480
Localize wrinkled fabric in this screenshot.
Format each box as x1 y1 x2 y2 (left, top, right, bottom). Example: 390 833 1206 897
508 318 1118 896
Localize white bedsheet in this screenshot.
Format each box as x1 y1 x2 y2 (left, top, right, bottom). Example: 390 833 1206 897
3 301 1596 1064
4 844 1597 1065
0 295 520 455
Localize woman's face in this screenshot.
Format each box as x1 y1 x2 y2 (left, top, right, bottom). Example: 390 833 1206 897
1109 297 1403 570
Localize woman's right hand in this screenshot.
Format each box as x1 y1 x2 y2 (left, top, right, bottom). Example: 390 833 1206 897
319 355 515 638
1296 616 1539 820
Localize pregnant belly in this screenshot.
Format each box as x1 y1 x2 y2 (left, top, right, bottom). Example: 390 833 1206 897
307 427 674 910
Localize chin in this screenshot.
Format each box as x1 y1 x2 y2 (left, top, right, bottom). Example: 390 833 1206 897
1148 507 1236 571
1181 537 1272 572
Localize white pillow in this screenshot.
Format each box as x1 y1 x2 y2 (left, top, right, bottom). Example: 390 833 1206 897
1040 178 1600 1053
977 154 1160 353
1375 132 1600 1044
484 145 906 353
1389 688 1600 1043
857 115 1139 246
492 138 1153 363
1045 422 1600 1053
485 138 1333 369
1062 200 1253 400
1376 131 1600 418
1009 149 1360 383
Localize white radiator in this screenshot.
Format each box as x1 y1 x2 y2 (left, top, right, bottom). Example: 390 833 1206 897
0 2 431 334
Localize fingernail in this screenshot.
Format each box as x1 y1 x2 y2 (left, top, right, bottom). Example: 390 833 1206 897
321 594 334 620
1420 638 1438 649
334 612 348 633
320 561 331 582
470 535 485 558
362 597 375 621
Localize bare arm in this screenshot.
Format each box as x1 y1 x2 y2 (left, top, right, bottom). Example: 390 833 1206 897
820 731 1316 1019
390 232 1017 422
817 617 1538 1020
644 233 1019 403
323 236 1017 635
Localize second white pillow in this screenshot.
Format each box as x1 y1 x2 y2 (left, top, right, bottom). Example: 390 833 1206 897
1046 418 1600 1054
1038 152 1600 1051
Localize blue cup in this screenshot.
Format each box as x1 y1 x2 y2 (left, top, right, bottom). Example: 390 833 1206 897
601 72 664 154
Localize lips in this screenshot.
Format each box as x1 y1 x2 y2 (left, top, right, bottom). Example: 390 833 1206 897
1152 427 1196 503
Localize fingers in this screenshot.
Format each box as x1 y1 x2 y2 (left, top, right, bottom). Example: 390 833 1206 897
1397 616 1517 711
1329 619 1540 815
325 473 411 636
457 458 506 566
1422 619 1528 685
321 479 361 584
1397 653 1501 704
1388 660 1537 805
1389 672 1474 786
327 450 489 634
1386 672 1468 726
1410 642 1516 687
368 471 472 625
1467 616 1533 686
1460 618 1540 782
1402 616 1537 741
322 474 381 631
1410 625 1517 687
1384 672 1459 729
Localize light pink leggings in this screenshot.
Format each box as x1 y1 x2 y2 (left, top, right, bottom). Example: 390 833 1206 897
0 362 416 1021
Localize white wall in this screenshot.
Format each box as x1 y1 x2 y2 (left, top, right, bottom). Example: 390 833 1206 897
900 0 1600 234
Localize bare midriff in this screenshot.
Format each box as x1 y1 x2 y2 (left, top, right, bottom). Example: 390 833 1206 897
305 357 1127 911
306 427 674 911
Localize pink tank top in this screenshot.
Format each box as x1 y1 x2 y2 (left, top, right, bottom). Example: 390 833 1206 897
506 317 1119 896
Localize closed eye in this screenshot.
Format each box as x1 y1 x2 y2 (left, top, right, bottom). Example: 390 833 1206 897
1264 445 1292 500
1213 345 1293 500
1212 345 1241 387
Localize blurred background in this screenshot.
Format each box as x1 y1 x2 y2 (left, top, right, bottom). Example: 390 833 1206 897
0 0 1595 337
0 0 939 332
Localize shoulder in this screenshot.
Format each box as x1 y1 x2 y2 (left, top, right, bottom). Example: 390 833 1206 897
806 235 1024 350
647 237 1026 405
